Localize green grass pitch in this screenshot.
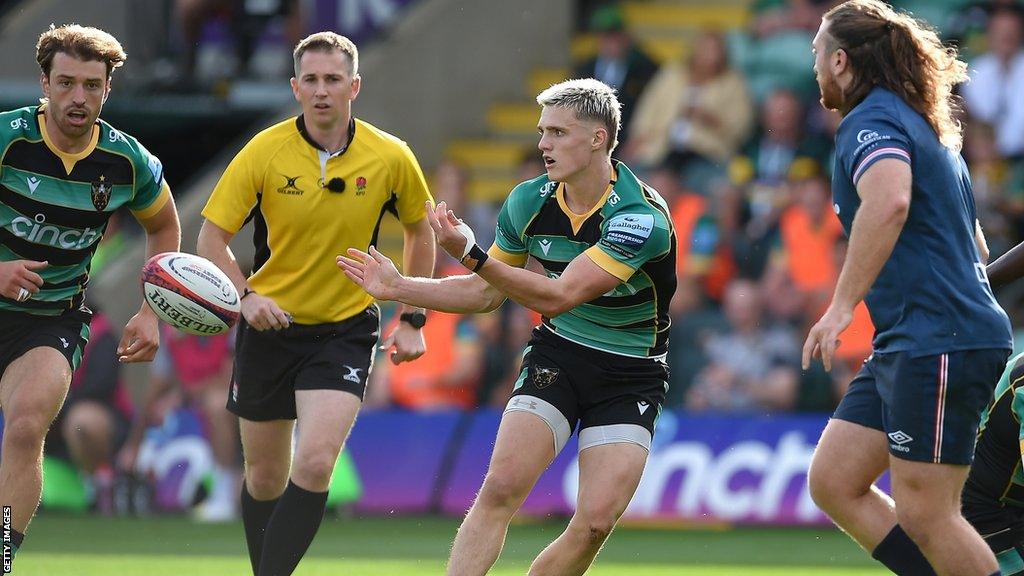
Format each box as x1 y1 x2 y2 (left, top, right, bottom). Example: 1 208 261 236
14 514 888 575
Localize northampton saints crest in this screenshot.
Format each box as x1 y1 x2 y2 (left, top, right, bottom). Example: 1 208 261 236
91 175 111 211
531 366 559 388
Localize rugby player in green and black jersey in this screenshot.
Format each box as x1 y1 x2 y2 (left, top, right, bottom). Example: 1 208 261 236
0 25 180 567
963 351 1024 576
340 78 676 576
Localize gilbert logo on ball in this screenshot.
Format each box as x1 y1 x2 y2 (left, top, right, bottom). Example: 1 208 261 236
141 252 240 335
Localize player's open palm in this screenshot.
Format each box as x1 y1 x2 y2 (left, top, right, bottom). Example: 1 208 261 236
0 259 47 301
802 305 853 373
338 246 402 301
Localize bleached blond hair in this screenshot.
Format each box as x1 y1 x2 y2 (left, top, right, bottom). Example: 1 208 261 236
536 78 622 153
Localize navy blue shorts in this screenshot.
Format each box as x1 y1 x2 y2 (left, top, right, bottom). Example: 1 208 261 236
833 348 1008 465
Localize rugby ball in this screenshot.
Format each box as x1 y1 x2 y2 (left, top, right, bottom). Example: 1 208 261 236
141 252 240 336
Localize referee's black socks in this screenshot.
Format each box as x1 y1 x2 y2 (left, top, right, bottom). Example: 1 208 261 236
871 524 936 575
257 479 328 576
241 483 280 575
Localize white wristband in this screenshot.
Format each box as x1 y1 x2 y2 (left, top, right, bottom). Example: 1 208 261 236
454 221 477 260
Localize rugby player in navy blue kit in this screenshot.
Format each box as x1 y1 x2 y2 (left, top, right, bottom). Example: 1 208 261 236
802 2 1012 575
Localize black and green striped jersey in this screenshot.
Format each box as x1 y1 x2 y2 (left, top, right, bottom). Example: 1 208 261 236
0 106 170 316
489 161 676 358
964 351 1024 512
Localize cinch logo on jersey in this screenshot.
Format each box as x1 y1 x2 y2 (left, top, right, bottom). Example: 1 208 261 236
605 213 654 249
146 288 224 334
7 213 99 249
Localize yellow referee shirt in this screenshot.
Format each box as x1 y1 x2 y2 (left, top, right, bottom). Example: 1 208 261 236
202 116 432 324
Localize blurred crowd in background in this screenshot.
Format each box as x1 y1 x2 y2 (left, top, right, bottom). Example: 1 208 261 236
49 0 1024 518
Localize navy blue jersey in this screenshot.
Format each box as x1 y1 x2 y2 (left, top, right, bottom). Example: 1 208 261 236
832 87 1011 355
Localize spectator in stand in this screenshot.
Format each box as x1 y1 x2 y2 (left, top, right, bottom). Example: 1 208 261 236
750 0 830 38
573 5 658 139
367 159 490 411
964 7 1024 160
371 262 484 411
948 0 1024 61
624 30 754 179
118 326 238 522
965 121 1024 258
764 163 842 317
173 0 302 86
733 89 831 189
729 91 831 270
46 309 133 515
686 278 802 412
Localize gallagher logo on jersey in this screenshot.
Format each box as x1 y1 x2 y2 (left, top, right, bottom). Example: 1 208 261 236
605 213 654 249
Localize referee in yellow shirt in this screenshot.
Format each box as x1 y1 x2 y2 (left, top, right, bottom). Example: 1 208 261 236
197 32 434 576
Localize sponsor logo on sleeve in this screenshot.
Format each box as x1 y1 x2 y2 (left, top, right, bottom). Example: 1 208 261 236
147 154 163 183
857 129 880 143
605 213 654 250
852 127 895 156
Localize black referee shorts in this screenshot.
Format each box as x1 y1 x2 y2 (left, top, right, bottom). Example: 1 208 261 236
228 305 379 421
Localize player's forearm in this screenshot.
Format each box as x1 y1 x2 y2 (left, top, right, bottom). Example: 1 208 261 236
144 223 181 259
476 259 568 317
987 241 1024 290
831 199 908 311
196 222 249 296
400 218 435 313
392 273 502 313
139 212 181 316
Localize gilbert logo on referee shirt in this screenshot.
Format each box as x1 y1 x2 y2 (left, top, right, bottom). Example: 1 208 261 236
277 175 305 195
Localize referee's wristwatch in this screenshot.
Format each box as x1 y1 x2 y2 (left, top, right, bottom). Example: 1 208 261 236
400 311 427 329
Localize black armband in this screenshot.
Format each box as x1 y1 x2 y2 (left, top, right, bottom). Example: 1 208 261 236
460 244 489 273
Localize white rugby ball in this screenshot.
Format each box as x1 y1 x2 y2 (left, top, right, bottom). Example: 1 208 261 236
141 252 240 336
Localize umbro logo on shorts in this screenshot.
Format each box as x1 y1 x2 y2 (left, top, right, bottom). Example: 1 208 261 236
888 430 913 444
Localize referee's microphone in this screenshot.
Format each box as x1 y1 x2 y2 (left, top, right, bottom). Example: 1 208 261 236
326 177 345 193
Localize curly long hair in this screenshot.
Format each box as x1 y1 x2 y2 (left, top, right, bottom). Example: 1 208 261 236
824 0 968 150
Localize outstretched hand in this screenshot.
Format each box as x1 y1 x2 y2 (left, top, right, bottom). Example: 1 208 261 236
426 201 473 262
337 246 403 301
